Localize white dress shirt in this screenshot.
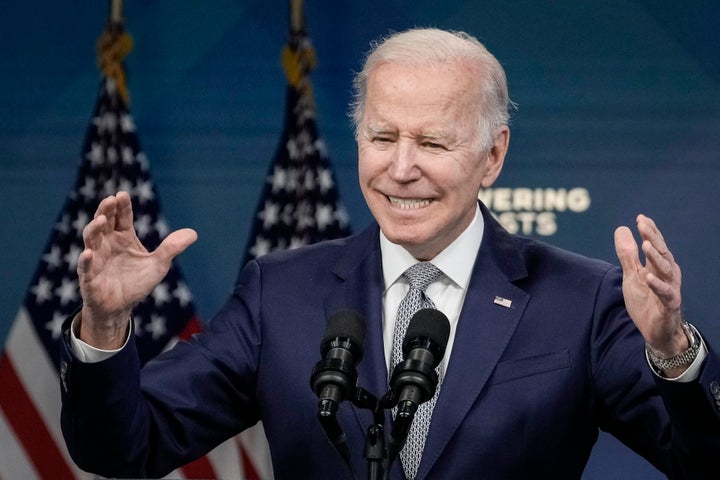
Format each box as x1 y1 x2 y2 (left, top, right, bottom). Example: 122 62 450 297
380 205 484 377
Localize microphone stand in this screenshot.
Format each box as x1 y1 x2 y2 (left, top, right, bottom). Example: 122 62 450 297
351 387 387 480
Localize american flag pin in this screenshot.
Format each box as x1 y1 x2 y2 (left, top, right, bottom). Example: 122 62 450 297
493 296 513 308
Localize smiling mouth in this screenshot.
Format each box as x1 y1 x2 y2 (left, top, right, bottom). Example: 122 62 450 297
387 196 432 209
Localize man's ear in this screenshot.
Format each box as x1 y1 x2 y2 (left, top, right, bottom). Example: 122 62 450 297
480 126 510 188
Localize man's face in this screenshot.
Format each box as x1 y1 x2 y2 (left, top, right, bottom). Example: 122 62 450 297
357 61 508 260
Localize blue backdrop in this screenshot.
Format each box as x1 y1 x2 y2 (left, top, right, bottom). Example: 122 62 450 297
1 1 719 478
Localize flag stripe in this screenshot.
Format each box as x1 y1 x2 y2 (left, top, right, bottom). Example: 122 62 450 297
206 437 244 479
179 455 216 479
0 354 75 479
0 408 38 479
2 308 90 479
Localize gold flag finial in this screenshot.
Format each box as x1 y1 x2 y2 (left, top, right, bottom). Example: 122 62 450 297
96 0 133 104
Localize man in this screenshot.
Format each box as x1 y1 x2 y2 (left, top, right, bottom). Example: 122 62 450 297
61 28 720 479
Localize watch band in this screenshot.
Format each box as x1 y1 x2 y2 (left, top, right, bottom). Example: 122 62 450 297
646 322 700 371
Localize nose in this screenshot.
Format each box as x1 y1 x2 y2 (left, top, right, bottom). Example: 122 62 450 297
387 140 421 182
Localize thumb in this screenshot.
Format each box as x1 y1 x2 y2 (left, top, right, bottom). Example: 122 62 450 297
614 226 640 274
156 228 198 264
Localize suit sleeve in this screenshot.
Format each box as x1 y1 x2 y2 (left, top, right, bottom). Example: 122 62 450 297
591 266 720 479
60 260 266 478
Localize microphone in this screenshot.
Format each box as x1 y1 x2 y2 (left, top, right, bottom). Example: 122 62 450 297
310 309 367 466
386 308 450 467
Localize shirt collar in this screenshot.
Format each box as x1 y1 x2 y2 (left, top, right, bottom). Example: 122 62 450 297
380 204 484 291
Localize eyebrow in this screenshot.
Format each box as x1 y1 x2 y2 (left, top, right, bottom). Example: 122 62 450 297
364 124 454 141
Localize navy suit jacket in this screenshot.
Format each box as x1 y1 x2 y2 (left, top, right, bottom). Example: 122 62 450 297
61 203 720 479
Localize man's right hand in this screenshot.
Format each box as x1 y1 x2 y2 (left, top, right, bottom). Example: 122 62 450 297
77 191 198 349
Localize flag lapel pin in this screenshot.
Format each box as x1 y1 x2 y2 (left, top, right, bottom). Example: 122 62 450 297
493 296 513 308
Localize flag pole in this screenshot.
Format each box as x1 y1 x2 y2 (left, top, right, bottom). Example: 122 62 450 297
290 0 305 34
110 0 123 25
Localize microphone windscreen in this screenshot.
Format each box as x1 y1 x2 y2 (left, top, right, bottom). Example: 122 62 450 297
404 308 450 352
322 309 367 350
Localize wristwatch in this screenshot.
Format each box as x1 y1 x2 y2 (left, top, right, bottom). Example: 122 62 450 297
646 322 701 371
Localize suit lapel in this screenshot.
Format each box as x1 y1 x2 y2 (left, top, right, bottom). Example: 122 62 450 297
323 224 390 434
416 205 530 479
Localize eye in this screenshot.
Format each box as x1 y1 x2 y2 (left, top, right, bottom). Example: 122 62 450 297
421 140 447 150
372 135 395 144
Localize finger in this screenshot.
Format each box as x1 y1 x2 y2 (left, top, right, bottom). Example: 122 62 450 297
94 194 117 220
77 248 94 277
642 239 674 278
614 226 641 274
155 228 198 264
82 214 109 251
637 214 672 260
644 271 681 310
114 191 135 232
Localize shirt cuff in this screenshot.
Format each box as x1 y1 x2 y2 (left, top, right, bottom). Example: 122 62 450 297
646 333 708 383
69 314 130 363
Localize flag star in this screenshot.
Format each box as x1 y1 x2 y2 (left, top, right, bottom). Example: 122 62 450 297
296 201 315 229
120 113 136 133
64 244 83 271
258 201 280 229
86 142 105 166
281 204 295 226
100 112 118 134
134 214 152 239
106 77 118 95
314 138 328 158
249 236 272 259
136 152 149 171
106 145 119 164
31 277 54 303
156 217 169 239
285 167 298 192
315 204 334 231
289 235 307 250
286 137 300 161
118 178 135 193
79 177 97 201
55 278 79 306
303 170 315 190
122 145 135 165
55 214 71 235
135 179 154 204
72 211 90 238
102 177 118 197
145 314 167 340
317 168 334 193
151 283 171 306
288 131 311 160
43 246 63 270
270 166 288 193
45 311 66 340
173 281 193 307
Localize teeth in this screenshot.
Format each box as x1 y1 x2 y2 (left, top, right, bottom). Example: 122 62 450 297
388 196 431 208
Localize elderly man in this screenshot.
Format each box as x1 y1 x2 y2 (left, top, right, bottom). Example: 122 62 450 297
61 28 720 479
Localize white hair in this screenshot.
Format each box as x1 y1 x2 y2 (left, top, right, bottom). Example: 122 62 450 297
349 28 514 151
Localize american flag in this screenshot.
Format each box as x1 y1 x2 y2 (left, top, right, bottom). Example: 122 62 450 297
233 26 353 479
242 31 351 266
0 25 263 480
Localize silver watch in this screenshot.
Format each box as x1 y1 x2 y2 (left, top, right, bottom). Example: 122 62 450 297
646 322 701 371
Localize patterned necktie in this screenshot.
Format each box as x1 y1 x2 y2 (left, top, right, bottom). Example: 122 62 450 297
391 262 444 479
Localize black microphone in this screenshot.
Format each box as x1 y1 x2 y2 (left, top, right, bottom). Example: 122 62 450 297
310 309 366 467
386 308 450 467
